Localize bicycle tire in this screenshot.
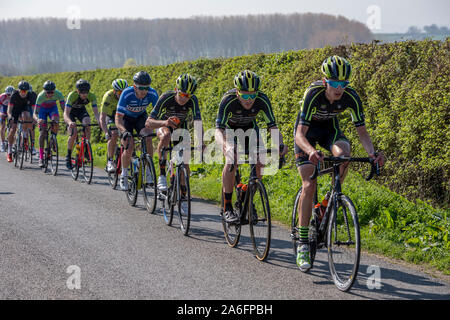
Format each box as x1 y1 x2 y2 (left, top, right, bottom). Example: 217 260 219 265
327 194 360 292
221 192 241 248
142 154 157 214
82 141 94 184
249 179 271 261
19 133 25 170
126 162 138 206
108 147 120 189
49 134 58 176
177 164 191 236
162 174 174 226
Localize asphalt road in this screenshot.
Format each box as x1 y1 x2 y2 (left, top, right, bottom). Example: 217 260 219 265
0 156 449 300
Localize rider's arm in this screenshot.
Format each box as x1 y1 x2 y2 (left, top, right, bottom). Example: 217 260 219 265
115 112 127 135
63 105 73 125
99 112 108 135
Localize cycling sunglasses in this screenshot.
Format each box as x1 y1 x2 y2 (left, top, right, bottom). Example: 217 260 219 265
79 90 89 94
45 90 55 95
325 79 350 89
136 85 150 91
237 91 257 100
178 91 192 98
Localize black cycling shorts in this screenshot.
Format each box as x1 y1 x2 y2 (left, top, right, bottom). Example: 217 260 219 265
123 113 148 135
294 119 349 167
69 107 90 123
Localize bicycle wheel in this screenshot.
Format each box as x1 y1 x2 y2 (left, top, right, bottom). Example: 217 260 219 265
126 162 138 206
327 194 360 292
19 134 26 170
249 179 271 261
142 154 157 214
26 129 33 164
160 173 173 225
221 192 241 248
49 134 58 176
71 147 80 181
82 141 94 184
108 147 120 189
177 164 191 236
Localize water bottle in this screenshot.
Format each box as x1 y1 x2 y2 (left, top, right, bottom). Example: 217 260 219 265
315 192 330 223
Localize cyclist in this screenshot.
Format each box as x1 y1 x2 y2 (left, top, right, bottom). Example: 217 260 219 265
99 78 128 173
63 79 99 169
34 81 65 167
293 55 385 272
115 71 158 191
0 86 14 152
146 73 204 192
215 70 287 223
6 81 35 162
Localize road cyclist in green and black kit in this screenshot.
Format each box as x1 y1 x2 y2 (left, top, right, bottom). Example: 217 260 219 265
63 79 100 170
99 78 128 174
293 55 385 272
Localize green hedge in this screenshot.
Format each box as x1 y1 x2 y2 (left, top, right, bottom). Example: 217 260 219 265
1 39 448 207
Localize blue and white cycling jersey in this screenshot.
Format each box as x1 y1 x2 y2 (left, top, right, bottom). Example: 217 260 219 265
116 86 159 118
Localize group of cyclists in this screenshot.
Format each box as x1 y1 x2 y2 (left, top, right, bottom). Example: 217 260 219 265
0 55 385 273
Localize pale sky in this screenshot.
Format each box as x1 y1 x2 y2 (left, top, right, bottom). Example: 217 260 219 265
1 0 449 33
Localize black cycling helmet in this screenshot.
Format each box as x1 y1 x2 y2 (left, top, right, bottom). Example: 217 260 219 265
234 70 260 92
43 80 56 91
133 71 151 85
76 79 90 92
18 81 30 91
176 73 197 94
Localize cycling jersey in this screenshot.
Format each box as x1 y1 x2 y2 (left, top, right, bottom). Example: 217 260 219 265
100 89 120 119
9 90 36 123
297 81 365 127
0 93 11 115
36 90 65 110
150 90 201 128
293 81 365 166
117 86 158 119
66 91 97 109
215 89 277 130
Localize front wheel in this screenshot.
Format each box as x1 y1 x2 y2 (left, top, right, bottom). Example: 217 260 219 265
249 179 271 261
126 162 138 206
82 141 94 184
177 164 191 236
49 134 58 176
327 194 360 292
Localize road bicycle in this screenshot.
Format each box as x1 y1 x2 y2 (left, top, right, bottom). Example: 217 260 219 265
13 120 34 170
41 120 59 175
106 127 121 189
291 154 379 291
221 146 285 261
70 123 97 184
124 132 158 214
159 142 197 236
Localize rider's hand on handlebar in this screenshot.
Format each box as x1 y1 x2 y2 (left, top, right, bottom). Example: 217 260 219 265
370 151 385 167
308 150 324 165
166 116 180 129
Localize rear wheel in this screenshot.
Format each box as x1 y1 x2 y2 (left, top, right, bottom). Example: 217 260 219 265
71 144 80 181
108 147 120 189
142 155 157 214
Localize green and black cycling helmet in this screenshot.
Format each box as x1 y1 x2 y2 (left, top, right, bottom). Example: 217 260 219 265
18 81 30 91
133 71 151 85
43 80 56 91
234 70 260 92
321 55 352 81
176 73 197 95
76 79 91 92
112 78 128 91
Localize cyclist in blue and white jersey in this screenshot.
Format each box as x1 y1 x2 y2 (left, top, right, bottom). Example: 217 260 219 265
115 71 159 191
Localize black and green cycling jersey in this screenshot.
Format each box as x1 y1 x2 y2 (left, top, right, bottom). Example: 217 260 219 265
66 91 97 110
215 88 277 130
297 81 365 127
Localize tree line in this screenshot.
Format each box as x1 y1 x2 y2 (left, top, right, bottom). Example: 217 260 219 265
0 13 373 76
